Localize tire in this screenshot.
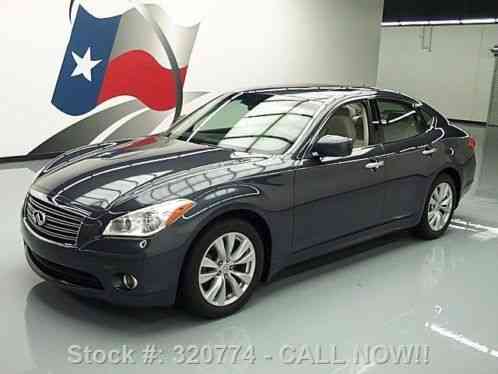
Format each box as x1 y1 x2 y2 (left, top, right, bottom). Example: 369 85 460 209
178 218 264 319
415 173 457 240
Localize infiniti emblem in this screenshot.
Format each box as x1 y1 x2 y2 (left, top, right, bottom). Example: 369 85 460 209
33 211 47 227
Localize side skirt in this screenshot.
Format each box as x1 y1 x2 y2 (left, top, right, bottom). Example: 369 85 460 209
267 216 418 280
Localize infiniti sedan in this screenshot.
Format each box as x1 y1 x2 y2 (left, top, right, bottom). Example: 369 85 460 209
22 86 476 318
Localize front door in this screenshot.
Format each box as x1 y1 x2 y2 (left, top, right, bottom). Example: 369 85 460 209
293 100 388 254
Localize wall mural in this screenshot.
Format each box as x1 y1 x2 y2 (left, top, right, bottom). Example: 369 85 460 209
30 1 199 156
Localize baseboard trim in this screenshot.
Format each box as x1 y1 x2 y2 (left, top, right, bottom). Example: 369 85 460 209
0 152 61 164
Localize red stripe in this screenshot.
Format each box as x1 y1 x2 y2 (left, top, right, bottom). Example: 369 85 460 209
119 135 160 150
97 50 187 111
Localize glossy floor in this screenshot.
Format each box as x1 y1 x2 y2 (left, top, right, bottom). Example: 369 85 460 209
2 124 498 373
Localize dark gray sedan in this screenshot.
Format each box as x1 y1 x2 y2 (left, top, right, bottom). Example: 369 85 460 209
22 85 476 318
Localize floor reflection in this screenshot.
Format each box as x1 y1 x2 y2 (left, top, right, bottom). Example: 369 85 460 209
23 215 498 373
24 282 255 374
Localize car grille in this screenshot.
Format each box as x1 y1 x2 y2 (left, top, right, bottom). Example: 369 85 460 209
25 194 85 247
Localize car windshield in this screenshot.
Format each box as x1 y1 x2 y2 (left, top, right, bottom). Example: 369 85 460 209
167 92 323 155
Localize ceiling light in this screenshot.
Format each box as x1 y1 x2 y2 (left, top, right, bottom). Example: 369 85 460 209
429 20 461 25
382 18 498 27
460 18 496 24
400 21 430 26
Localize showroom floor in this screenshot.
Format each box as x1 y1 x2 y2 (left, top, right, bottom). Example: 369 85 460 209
2 124 498 373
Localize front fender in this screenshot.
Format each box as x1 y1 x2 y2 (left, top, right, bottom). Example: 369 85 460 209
180 182 292 281
185 184 261 220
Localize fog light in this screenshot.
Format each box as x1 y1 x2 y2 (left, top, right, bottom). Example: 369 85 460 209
122 274 138 290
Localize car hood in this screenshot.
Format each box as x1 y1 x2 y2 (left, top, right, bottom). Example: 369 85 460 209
32 136 267 215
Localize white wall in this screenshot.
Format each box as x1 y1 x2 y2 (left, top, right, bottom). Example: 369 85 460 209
186 0 384 91
0 0 383 159
378 25 498 122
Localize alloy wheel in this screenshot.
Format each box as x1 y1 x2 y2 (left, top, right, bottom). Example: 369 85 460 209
428 182 454 232
198 232 256 306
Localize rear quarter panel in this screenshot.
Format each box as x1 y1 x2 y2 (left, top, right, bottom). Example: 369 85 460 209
442 123 476 197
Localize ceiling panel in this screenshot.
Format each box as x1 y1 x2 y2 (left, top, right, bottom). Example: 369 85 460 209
383 0 498 21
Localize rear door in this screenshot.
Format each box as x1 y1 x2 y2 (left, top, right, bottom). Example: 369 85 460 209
374 98 445 222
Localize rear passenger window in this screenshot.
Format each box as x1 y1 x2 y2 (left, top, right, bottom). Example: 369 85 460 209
377 100 429 143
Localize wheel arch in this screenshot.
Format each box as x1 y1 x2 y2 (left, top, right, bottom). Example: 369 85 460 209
179 207 273 295
438 167 462 206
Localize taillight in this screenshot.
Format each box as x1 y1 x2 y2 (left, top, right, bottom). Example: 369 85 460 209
467 136 477 152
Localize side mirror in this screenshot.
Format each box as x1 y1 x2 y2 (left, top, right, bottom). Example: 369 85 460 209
312 135 353 158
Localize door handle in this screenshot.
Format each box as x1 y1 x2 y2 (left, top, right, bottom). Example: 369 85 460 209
365 160 384 170
422 147 437 156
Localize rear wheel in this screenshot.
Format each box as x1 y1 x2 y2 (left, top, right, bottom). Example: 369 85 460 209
415 174 456 240
179 219 264 318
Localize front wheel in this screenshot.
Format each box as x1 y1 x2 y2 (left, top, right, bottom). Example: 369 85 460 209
178 219 264 319
415 174 456 240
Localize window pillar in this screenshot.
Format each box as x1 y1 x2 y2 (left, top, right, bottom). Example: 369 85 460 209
488 45 498 126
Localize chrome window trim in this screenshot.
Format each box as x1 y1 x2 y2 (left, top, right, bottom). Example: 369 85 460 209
295 147 381 170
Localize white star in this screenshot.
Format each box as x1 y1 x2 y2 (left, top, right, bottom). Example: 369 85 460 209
71 47 102 82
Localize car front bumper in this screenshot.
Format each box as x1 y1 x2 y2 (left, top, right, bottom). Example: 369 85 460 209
22 218 187 307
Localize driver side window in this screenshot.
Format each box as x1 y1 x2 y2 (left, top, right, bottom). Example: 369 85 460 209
319 102 369 149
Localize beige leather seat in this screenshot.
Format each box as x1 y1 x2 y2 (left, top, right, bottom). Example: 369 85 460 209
321 111 357 144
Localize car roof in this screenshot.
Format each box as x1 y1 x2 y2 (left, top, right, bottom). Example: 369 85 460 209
234 84 420 105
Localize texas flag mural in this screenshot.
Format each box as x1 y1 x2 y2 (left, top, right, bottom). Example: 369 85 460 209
52 4 199 116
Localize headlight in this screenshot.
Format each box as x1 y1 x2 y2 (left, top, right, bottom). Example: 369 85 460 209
103 199 194 237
